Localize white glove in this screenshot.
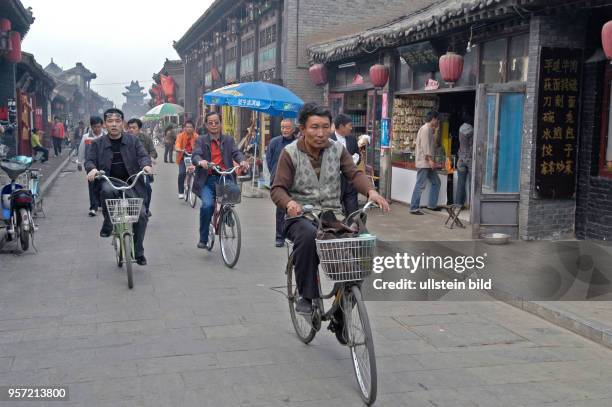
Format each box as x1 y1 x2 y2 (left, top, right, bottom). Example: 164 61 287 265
352 153 360 165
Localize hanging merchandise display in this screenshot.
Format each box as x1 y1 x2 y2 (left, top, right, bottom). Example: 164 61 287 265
391 96 437 151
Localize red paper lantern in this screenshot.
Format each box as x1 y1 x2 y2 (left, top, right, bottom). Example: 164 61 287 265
602 21 612 59
0 19 11 32
308 63 327 86
369 64 389 88
7 31 21 63
439 51 464 86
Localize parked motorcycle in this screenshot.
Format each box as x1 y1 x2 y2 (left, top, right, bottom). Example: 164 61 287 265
0 155 36 251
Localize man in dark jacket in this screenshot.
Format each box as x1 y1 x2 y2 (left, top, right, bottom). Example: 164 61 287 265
128 118 158 217
192 112 249 249
266 118 297 247
331 113 361 216
85 108 153 265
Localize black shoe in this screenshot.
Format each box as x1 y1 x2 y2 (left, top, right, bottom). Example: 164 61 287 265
295 297 313 314
428 207 443 212
99 228 112 238
135 255 147 266
328 309 348 345
146 210 152 218
164 160 168 163
197 241 207 249
410 210 425 215
88 209 97 217
275 239 284 247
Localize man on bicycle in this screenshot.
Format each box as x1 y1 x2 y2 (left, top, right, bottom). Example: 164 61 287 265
271 103 389 314
192 112 249 249
175 120 198 200
85 108 153 265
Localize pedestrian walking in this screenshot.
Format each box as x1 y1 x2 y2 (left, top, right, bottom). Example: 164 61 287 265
51 117 65 156
266 118 297 247
410 110 441 215
331 113 361 217
127 118 157 217
70 121 86 157
163 124 176 163
78 116 106 216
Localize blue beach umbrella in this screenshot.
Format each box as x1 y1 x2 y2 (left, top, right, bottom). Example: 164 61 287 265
204 81 304 117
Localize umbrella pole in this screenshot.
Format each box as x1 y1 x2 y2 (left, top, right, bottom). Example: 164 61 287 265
243 112 263 199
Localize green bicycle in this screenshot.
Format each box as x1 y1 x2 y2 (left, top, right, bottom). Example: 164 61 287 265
96 170 146 289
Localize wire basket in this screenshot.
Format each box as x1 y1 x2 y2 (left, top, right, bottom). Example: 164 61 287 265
315 235 376 282
105 198 143 224
215 182 241 204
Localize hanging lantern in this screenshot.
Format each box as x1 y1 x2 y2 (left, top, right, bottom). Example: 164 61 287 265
308 63 327 86
439 51 464 87
369 64 389 88
602 21 612 59
0 19 11 32
7 31 21 63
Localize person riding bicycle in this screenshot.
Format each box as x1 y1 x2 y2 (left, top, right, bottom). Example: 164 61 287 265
85 108 153 265
175 119 198 200
270 103 389 315
192 111 249 249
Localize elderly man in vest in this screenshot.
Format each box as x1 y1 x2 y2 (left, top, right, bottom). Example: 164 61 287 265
271 103 389 315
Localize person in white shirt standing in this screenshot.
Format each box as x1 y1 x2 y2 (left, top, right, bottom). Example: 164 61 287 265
331 113 361 216
78 116 106 216
410 110 441 215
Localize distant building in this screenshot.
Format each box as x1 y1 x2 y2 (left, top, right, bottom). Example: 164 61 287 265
122 81 147 120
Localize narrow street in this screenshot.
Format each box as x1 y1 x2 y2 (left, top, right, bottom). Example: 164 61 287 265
0 159 611 406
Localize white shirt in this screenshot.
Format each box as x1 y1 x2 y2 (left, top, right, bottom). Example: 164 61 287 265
334 131 360 164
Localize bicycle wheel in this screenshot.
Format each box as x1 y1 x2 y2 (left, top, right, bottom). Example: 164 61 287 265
189 177 197 208
113 235 123 267
18 225 29 251
219 206 241 268
286 258 316 344
345 285 377 405
123 233 134 289
206 223 215 251
183 180 189 202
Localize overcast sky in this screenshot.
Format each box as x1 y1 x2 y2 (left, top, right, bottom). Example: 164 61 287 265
22 0 214 107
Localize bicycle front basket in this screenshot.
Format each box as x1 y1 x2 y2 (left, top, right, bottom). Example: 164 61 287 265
315 235 376 282
105 198 143 224
215 182 241 204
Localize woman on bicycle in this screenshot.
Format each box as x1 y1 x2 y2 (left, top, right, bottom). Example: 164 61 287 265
85 108 153 266
270 103 389 314
175 120 198 199
192 112 249 249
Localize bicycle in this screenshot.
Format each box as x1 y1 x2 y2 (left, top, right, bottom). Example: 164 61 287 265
282 202 379 405
95 170 147 289
204 165 242 268
25 167 44 218
182 153 197 208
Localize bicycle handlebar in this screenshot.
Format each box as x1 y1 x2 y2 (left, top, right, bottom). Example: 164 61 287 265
95 170 148 191
210 165 239 176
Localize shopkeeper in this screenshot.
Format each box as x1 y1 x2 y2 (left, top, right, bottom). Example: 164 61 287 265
410 110 441 215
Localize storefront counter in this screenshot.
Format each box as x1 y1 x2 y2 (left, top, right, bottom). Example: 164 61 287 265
391 165 448 207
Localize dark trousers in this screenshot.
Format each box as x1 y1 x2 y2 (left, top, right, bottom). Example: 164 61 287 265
178 160 186 194
456 163 469 206
52 137 62 155
285 217 319 300
164 144 174 162
275 207 285 242
341 185 359 219
145 176 153 211
99 182 148 257
32 146 49 162
199 175 219 243
88 180 99 211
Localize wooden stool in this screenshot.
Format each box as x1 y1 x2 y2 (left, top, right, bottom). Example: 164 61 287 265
444 204 465 229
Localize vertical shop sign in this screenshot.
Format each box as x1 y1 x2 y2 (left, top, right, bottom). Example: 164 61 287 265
535 48 582 199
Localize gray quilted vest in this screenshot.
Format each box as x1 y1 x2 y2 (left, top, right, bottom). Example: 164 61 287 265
285 140 343 212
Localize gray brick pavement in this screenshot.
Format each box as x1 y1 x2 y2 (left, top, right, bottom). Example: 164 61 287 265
0 157 611 406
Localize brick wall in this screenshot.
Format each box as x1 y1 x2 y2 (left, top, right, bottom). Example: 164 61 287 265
519 14 587 240
576 61 612 240
281 0 432 104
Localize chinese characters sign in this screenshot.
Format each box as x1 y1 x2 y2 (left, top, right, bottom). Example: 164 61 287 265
535 48 582 199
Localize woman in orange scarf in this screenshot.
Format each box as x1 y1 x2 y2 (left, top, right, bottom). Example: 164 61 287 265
175 120 198 199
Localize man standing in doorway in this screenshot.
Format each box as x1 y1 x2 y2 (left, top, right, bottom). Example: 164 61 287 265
266 118 297 247
410 110 441 215
331 113 361 217
78 116 106 216
456 117 473 208
128 118 158 217
51 117 65 157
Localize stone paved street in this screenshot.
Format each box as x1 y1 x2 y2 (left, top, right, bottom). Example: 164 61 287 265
1 159 612 407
